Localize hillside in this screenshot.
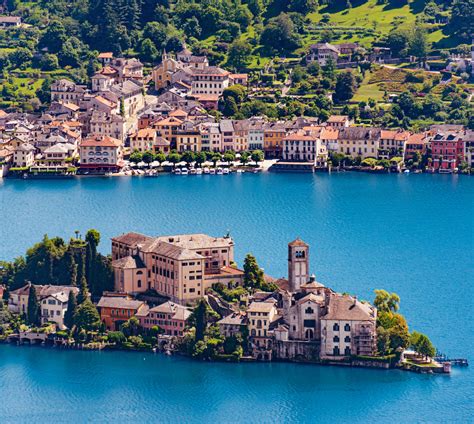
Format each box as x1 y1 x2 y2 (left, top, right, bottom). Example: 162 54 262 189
0 0 472 125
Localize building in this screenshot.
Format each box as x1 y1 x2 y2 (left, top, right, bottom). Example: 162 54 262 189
264 121 286 159
111 232 241 304
337 127 381 159
130 128 156 152
0 16 21 28
220 120 235 151
217 312 247 338
288 238 309 292
378 130 409 159
191 67 230 97
429 130 465 172
307 43 339 66
13 143 35 168
138 301 191 337
326 115 352 128
176 123 201 152
247 299 279 360
8 283 79 330
404 133 428 162
320 293 377 358
50 79 86 105
97 295 147 331
283 130 327 164
79 135 123 172
199 122 222 152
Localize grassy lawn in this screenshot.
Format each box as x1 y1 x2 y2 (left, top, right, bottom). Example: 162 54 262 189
307 0 417 40
353 72 385 102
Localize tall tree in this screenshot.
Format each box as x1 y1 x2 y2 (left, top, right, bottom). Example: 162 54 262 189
374 290 400 313
64 291 77 329
243 254 264 289
74 299 101 331
27 285 40 326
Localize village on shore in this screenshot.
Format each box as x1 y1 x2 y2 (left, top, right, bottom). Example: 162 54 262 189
1 229 463 374
0 46 473 178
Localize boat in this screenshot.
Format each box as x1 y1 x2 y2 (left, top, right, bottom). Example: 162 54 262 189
209 168 216 174
189 168 197 175
196 168 203 175
203 167 210 174
174 168 182 175
216 167 223 175
403 169 410 174
236 169 244 173
181 168 189 175
222 168 230 175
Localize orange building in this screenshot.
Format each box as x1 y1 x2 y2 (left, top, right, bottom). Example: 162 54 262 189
97 295 147 331
264 122 286 159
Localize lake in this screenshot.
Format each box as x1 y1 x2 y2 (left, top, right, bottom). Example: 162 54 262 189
0 172 473 422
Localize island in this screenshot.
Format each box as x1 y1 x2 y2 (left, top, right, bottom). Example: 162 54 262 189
0 229 457 374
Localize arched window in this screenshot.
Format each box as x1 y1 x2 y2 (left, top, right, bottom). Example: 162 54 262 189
333 323 339 331
305 329 314 340
344 346 351 356
251 329 256 336
344 323 351 332
136 271 143 275
305 307 314 314
257 320 262 329
333 346 340 356
344 336 351 343
333 335 340 342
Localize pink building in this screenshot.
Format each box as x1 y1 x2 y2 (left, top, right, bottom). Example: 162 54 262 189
137 301 191 337
430 131 465 172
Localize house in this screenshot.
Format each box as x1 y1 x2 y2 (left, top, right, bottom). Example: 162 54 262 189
283 129 328 165
307 43 339 65
138 301 191 337
50 79 86 105
0 16 21 28
219 119 235 151
13 143 35 168
404 132 428 162
247 118 265 151
337 127 381 159
429 130 465 172
97 52 114 65
97 295 147 331
199 122 222 152
129 128 157 152
326 115 351 128
463 130 474 169
378 130 409 159
320 293 377 358
263 121 286 159
190 67 230 97
232 120 249 152
111 232 239 304
217 312 247 338
247 300 279 360
176 123 201 152
79 135 123 172
8 283 79 330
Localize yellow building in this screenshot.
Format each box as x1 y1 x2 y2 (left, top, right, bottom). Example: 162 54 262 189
264 122 286 159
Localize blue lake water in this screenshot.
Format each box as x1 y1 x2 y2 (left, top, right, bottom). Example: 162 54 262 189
0 173 473 422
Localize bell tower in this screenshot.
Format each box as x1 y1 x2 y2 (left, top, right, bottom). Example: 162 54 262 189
288 238 309 292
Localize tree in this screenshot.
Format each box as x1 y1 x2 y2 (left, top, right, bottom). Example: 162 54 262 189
168 152 182 167
121 316 140 337
140 38 158 62
240 151 250 165
409 27 429 60
130 150 143 163
243 254 264 289
260 13 301 54
74 299 101 331
191 299 210 342
39 54 59 71
251 150 264 163
143 22 168 49
386 28 410 57
39 20 67 53
64 291 77 329
450 0 474 40
227 40 252 70
27 285 40 326
181 150 195 164
333 71 357 103
142 151 154 164
415 333 436 360
195 151 206 167
374 289 400 313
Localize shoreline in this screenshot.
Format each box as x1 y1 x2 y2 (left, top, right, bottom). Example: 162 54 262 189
1 339 453 375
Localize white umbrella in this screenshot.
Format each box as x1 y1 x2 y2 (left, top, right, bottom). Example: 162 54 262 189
150 161 160 167
137 161 146 168
235 153 241 159
203 161 213 167
177 161 187 167
130 162 138 167
161 160 172 166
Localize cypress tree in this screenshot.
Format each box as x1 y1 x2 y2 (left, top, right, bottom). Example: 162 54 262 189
65 249 77 287
27 285 40 326
77 276 89 305
64 291 77 329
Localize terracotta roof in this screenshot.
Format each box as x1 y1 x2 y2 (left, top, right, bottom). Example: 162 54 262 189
247 301 277 313
320 127 339 140
288 238 308 247
327 115 349 123
323 294 376 321
131 128 156 139
98 52 114 59
112 255 146 270
155 234 233 250
149 301 191 321
97 296 145 310
80 135 121 148
111 232 153 246
169 108 188 118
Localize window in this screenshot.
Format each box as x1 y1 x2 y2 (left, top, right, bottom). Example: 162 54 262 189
344 336 351 343
304 319 316 328
333 346 340 355
344 324 351 332
333 335 340 342
333 323 339 331
305 307 314 314
137 280 141 288
344 346 351 356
